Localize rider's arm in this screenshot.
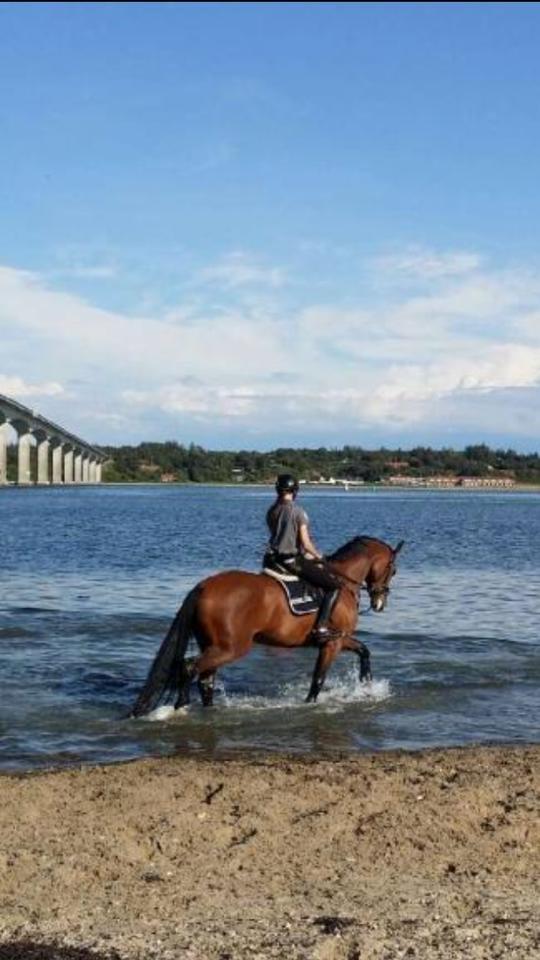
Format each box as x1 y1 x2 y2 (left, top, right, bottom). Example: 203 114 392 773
299 523 323 561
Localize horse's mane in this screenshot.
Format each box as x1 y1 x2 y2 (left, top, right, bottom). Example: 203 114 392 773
327 535 389 562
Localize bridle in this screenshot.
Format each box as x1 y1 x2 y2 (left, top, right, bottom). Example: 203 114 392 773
365 556 396 606
366 540 404 606
333 541 403 608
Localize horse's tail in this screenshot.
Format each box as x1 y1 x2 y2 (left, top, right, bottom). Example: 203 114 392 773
130 586 200 718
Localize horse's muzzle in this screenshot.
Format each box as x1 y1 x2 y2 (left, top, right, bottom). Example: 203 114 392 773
369 591 388 612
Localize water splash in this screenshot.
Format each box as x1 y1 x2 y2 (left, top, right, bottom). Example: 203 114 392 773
145 671 391 722
224 675 391 713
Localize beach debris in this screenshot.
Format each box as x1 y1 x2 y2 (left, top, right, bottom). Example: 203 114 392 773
204 782 224 805
229 827 258 848
312 915 355 936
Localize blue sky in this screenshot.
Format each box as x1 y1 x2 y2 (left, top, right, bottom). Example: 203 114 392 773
1 1 540 450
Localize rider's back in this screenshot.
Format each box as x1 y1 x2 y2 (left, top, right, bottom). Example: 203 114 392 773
266 500 308 557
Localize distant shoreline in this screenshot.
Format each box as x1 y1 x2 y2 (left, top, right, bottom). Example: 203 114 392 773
1 480 539 492
107 480 540 491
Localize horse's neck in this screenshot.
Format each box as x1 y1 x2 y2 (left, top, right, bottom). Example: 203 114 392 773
331 553 372 585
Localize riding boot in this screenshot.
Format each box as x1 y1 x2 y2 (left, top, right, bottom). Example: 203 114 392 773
311 589 340 642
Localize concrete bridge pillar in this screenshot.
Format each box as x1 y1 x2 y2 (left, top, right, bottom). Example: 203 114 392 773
0 395 105 488
0 424 7 485
37 438 51 484
52 443 63 484
64 449 74 484
18 432 33 485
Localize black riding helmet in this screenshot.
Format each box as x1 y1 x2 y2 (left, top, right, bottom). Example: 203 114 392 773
275 473 299 496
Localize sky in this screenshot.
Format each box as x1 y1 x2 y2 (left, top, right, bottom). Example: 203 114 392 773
1 1 540 452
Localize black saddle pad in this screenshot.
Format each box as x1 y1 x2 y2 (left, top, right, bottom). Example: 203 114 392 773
262 569 324 615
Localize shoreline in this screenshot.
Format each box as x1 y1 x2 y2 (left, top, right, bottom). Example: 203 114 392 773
2 737 539 780
1 743 538 959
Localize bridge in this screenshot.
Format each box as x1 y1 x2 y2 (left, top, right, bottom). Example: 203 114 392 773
0 393 107 485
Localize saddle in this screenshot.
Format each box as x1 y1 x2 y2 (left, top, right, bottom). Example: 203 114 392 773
262 565 324 616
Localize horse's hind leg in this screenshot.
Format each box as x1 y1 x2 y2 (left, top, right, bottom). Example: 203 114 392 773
197 671 216 707
174 657 214 708
174 639 252 709
175 657 197 707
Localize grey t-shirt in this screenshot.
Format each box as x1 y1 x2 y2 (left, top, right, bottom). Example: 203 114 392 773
266 501 309 556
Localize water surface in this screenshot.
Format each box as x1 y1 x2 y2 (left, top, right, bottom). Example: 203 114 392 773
1 484 538 770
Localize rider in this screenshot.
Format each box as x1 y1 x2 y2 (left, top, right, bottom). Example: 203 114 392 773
264 474 342 640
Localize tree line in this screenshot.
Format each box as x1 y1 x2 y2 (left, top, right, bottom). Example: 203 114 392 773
101 442 540 485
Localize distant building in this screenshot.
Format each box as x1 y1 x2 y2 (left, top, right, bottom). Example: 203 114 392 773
385 475 455 486
456 476 515 488
385 474 516 488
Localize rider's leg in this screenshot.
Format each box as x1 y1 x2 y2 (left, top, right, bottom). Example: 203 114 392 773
292 556 342 640
312 588 340 639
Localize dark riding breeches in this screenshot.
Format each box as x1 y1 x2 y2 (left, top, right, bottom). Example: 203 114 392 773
283 555 341 592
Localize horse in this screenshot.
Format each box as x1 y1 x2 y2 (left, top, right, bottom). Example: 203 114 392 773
131 536 404 717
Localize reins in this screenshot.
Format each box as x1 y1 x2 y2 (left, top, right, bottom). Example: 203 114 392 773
321 538 404 618
335 569 364 590
327 550 397 613
321 566 372 614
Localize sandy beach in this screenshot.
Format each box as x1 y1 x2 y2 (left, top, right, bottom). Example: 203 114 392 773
0 745 538 960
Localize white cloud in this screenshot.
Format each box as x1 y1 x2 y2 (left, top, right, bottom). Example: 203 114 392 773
361 344 540 421
123 384 259 418
371 247 483 279
513 309 540 341
198 251 286 289
0 265 286 380
0 375 64 398
1 248 540 445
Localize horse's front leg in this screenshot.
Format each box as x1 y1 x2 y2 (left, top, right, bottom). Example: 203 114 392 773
341 635 372 682
306 639 341 703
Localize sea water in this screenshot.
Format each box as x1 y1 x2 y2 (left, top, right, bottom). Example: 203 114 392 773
0 484 538 770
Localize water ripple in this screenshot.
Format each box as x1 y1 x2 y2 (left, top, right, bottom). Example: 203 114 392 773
0 485 538 770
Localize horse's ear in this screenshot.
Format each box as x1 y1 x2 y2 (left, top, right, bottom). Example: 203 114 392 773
393 540 405 555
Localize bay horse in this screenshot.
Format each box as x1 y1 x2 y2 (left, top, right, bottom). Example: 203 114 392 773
131 536 404 717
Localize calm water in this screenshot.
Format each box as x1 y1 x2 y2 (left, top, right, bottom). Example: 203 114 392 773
0 484 538 771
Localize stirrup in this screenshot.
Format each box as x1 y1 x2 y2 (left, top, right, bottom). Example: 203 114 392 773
310 624 341 645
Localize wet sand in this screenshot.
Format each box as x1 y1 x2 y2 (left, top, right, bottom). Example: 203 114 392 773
0 745 538 959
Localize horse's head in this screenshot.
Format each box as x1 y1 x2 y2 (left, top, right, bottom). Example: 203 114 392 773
328 536 405 612
364 539 404 612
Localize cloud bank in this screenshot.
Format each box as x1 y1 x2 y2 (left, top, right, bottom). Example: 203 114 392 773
0 248 539 448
